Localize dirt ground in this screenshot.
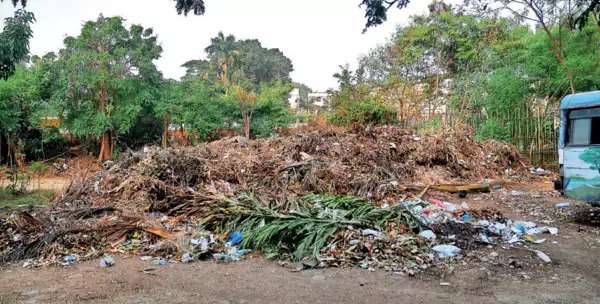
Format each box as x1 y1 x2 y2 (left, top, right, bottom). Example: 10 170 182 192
2 181 600 304
0 178 68 191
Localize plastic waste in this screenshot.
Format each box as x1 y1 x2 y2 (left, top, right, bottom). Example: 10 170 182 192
200 238 209 251
432 245 461 258
523 234 545 244
532 250 551 263
154 258 168 265
419 230 436 240
229 247 248 261
139 256 153 261
510 190 524 197
492 185 502 190
546 227 559 235
64 255 76 262
427 199 444 208
443 202 458 212
511 224 526 234
555 202 571 208
99 253 115 268
462 214 473 221
181 253 193 263
362 229 382 237
460 202 470 211
212 248 248 261
458 190 468 198
160 215 169 223
227 231 243 245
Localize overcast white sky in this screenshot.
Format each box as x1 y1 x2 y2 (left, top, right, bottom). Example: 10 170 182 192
1 0 458 91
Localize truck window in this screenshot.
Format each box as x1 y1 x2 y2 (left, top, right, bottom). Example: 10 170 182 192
592 117 600 144
568 107 600 145
568 118 591 145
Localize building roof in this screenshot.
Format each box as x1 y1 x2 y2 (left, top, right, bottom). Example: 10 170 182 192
560 90 600 109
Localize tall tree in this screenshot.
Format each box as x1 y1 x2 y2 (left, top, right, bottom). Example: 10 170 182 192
237 39 293 90
52 15 162 161
469 0 578 93
204 31 240 86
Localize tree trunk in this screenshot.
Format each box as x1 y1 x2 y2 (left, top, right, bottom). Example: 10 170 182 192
162 114 170 149
459 62 471 122
98 131 112 161
542 27 576 94
244 118 250 138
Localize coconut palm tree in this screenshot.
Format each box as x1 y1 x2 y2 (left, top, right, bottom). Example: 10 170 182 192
204 31 240 85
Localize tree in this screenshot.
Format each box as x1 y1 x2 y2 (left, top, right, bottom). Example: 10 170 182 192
204 32 240 86
333 64 355 90
52 15 162 161
235 87 256 138
0 9 35 80
250 81 293 138
181 59 213 80
173 0 206 16
469 0 578 93
237 39 294 91
359 0 411 32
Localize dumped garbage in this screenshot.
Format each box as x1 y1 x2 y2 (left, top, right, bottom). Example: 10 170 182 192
0 128 554 275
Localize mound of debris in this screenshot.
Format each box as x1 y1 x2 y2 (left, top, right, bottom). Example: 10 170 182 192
56 127 530 210
1 128 550 274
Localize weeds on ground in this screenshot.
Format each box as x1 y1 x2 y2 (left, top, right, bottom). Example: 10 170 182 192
0 189 55 207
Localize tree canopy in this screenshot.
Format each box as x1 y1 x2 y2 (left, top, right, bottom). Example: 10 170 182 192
50 15 163 160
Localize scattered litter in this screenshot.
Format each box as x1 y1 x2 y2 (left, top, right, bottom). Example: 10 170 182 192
432 245 462 258
227 231 243 246
99 254 115 268
181 252 194 263
510 190 524 197
555 202 571 208
533 250 552 263
154 258 168 265
362 229 382 238
440 282 451 286
419 230 436 240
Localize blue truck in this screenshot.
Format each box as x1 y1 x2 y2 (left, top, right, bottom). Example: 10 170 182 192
558 91 600 202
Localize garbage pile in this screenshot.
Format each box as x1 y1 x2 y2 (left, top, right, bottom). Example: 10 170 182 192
0 127 551 273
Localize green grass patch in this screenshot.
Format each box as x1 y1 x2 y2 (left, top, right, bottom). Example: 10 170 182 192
0 189 56 207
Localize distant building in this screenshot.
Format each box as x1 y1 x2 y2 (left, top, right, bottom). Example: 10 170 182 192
288 88 300 109
287 88 331 112
307 92 330 108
